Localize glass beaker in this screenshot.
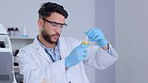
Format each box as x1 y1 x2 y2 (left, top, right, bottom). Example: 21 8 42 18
42 76 55 83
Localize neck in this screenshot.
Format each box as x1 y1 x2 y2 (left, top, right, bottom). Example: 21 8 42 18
38 35 56 49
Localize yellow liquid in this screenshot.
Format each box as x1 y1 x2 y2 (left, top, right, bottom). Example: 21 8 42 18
81 41 89 45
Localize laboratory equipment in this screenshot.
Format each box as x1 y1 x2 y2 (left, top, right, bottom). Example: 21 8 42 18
0 24 17 83
81 35 89 45
7 27 20 37
42 76 55 83
21 27 28 37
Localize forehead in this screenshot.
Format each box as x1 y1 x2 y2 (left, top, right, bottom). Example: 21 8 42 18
47 12 65 22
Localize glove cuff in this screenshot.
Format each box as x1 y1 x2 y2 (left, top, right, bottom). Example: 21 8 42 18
97 39 108 47
65 58 71 68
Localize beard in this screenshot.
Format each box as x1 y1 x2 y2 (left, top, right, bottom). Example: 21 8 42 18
41 29 60 44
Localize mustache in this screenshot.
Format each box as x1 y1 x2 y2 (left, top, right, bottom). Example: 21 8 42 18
51 33 60 36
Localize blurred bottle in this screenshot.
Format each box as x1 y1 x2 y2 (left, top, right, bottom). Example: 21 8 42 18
14 27 20 37
7 28 11 36
9 27 15 37
21 27 28 37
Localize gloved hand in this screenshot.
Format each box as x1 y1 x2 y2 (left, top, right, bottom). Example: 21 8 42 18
85 28 108 47
65 44 89 68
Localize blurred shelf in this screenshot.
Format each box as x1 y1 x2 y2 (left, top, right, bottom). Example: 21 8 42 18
10 37 34 51
14 66 19 69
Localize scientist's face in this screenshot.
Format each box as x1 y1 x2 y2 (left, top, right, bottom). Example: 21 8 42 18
38 12 66 44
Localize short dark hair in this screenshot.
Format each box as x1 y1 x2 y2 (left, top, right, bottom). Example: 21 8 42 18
38 2 68 19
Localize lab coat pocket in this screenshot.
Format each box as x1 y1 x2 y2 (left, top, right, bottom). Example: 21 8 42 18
54 74 67 83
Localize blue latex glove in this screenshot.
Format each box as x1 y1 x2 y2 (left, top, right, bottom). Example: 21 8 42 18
65 44 89 68
85 28 108 47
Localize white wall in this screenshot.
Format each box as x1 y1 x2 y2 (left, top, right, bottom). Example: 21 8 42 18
115 0 148 83
0 0 96 83
0 0 39 38
95 0 115 83
0 0 95 39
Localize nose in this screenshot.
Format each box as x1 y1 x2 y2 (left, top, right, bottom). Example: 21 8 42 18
55 27 61 33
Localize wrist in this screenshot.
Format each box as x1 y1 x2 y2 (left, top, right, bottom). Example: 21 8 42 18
65 66 68 70
102 43 109 50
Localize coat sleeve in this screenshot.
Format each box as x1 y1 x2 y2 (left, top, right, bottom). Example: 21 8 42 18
84 43 118 70
17 48 66 83
65 37 118 70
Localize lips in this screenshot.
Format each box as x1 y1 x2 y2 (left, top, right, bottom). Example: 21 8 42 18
52 35 60 39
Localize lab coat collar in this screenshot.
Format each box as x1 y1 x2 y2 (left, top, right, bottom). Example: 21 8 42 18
36 35 60 50
32 37 67 63
32 38 52 64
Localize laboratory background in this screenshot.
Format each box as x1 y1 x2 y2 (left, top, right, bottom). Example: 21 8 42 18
0 0 148 83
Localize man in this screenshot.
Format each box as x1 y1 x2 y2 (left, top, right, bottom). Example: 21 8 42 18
17 2 118 83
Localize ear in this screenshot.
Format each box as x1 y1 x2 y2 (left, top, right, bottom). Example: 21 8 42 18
38 18 44 28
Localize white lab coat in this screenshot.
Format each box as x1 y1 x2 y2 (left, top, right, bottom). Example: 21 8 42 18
17 37 118 83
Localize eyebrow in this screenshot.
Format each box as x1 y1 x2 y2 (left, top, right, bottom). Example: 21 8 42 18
42 18 67 26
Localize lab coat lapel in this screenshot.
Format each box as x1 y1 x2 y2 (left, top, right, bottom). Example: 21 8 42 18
33 38 52 64
38 47 52 63
59 37 68 59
